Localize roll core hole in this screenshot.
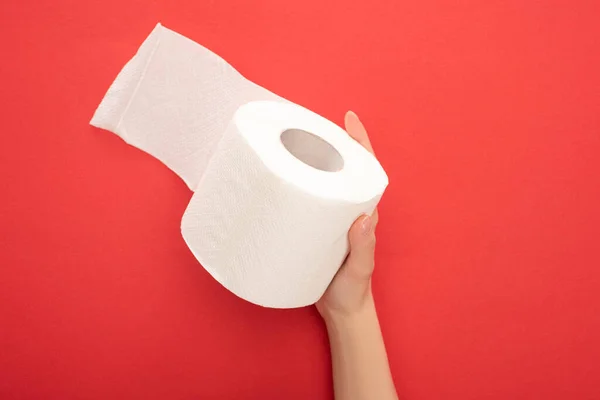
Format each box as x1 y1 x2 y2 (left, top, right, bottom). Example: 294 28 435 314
280 129 344 172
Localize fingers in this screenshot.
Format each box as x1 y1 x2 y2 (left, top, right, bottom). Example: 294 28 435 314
342 112 379 281
344 110 379 226
344 110 374 155
343 214 377 281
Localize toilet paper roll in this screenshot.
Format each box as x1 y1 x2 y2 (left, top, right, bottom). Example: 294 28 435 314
91 23 388 308
182 101 388 308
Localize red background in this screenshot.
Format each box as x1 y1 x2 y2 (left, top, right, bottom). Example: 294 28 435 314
1 0 599 399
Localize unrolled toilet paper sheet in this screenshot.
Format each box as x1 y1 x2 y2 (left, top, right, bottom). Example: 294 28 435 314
92 24 288 190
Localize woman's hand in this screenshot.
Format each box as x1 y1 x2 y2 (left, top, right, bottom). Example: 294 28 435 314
316 111 397 400
316 111 380 322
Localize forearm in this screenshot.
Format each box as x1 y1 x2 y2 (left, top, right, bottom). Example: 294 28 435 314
324 293 398 400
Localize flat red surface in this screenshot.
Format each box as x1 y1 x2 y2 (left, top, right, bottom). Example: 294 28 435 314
1 1 599 399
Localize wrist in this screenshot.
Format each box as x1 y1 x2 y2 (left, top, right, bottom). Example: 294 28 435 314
322 289 377 329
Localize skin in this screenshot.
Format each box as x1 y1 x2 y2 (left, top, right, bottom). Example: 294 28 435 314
316 111 398 400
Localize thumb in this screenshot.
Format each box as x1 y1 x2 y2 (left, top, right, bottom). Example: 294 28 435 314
343 215 377 281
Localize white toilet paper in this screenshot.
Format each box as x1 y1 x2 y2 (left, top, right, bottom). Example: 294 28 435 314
91 23 388 308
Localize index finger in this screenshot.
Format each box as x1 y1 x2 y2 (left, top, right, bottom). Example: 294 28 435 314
344 110 375 155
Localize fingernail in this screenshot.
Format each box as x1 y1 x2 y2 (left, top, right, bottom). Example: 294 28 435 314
361 216 372 236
